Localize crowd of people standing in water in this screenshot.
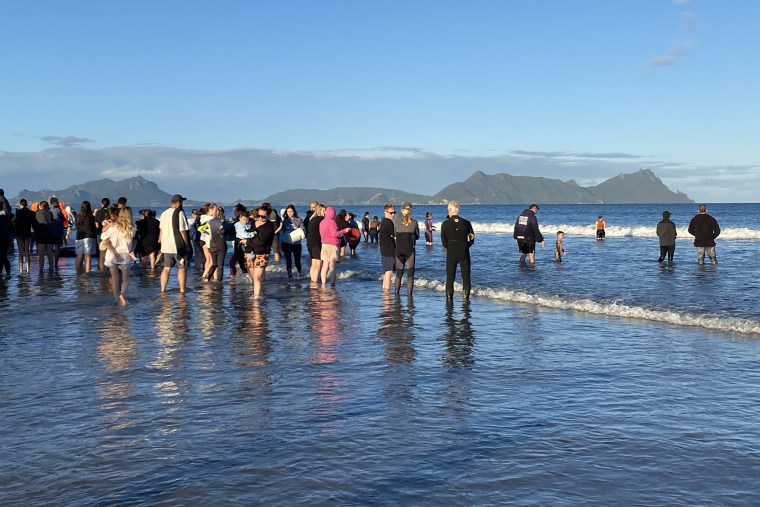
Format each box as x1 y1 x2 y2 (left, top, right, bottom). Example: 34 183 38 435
0 185 723 305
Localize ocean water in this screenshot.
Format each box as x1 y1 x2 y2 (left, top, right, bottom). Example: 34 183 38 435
2 203 760 505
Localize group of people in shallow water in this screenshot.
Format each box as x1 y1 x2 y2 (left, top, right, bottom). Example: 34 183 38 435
0 186 724 305
511 203 722 266
0 188 474 305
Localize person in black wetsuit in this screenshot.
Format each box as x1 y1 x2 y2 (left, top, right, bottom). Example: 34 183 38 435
440 201 474 300
513 203 544 264
393 202 419 297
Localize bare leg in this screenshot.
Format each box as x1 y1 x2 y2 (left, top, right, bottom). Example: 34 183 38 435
161 267 171 291
252 267 264 297
178 265 187 293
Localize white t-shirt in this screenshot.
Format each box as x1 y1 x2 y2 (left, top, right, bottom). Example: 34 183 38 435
101 226 134 264
159 207 189 254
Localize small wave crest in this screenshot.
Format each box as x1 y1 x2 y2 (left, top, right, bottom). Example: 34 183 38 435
415 277 760 335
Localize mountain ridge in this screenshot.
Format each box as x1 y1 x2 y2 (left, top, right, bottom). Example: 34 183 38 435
8 169 693 207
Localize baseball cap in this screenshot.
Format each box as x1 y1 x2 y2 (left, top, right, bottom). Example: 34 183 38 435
401 202 412 210
171 194 187 203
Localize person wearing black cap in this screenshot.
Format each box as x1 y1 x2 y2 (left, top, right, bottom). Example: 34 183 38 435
159 194 190 293
656 210 677 262
513 204 544 264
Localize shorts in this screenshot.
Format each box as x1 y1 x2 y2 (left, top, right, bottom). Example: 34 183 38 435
596 229 605 239
253 253 269 269
381 255 396 272
320 244 339 263
517 241 535 254
309 245 322 260
163 253 188 269
271 234 280 252
75 238 97 255
105 260 130 270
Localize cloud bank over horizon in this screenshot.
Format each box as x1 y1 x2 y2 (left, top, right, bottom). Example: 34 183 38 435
1 145 755 203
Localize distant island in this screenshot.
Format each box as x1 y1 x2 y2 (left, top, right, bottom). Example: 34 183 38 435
9 169 692 207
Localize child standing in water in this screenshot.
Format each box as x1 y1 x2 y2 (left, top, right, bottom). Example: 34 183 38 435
596 215 606 240
554 231 568 262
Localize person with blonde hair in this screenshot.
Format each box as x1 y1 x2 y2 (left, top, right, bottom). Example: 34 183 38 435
101 206 136 305
440 201 475 300
393 202 420 297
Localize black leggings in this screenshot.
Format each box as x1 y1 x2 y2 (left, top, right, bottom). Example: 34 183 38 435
659 245 675 262
282 242 302 276
394 252 416 295
207 246 227 280
0 237 10 274
446 255 471 298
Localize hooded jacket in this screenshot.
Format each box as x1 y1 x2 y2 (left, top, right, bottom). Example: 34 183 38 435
319 207 346 247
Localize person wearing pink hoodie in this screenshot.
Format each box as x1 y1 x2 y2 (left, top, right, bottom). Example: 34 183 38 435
319 206 350 286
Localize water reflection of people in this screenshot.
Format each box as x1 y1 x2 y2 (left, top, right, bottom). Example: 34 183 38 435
308 287 346 435
96 310 139 433
443 300 475 367
229 288 272 377
152 294 190 372
309 288 342 364
378 292 416 365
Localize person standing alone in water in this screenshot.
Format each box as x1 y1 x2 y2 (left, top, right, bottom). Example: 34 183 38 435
656 210 677 263
596 215 606 240
424 212 435 246
513 204 544 264
440 201 474 300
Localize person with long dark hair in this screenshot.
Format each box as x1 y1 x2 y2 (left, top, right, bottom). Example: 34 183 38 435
280 204 304 278
250 207 275 297
12 199 35 274
74 201 97 275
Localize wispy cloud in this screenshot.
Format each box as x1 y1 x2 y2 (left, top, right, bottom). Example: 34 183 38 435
40 135 94 147
647 0 697 69
511 150 644 159
648 41 694 68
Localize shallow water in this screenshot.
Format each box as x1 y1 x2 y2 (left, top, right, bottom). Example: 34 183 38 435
2 203 760 505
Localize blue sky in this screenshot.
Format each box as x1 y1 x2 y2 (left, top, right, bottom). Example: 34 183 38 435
2 0 759 201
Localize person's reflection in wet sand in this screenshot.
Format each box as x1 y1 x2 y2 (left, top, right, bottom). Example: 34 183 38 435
151 295 190 426
378 292 416 365
194 282 225 342
96 310 139 439
443 299 475 367
229 286 272 388
308 287 346 436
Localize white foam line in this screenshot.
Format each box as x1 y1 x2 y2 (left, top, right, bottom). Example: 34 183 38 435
465 223 760 240
414 278 760 336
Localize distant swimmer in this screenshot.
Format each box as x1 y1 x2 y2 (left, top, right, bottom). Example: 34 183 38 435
596 215 606 240
513 204 544 264
688 204 720 265
440 201 474 299
554 230 567 262
656 210 677 263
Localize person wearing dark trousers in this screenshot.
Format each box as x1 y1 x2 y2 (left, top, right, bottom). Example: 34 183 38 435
440 201 475 300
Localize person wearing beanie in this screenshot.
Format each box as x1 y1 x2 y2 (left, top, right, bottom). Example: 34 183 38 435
656 210 677 263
